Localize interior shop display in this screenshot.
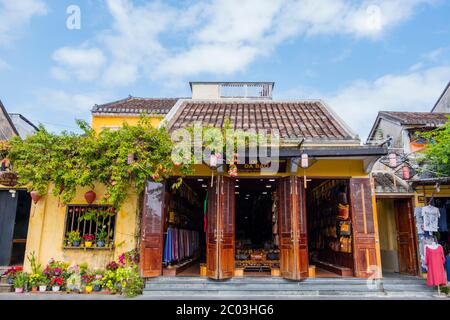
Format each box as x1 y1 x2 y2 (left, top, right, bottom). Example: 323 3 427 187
307 180 353 271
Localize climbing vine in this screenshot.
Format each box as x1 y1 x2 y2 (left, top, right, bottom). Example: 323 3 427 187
7 117 193 208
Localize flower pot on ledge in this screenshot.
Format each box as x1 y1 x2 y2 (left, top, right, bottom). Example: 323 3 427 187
84 241 93 248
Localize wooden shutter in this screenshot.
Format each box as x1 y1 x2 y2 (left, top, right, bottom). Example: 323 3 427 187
295 176 309 278
140 181 165 278
278 176 308 280
350 178 380 278
394 199 419 275
206 177 219 278
0 190 18 265
218 176 235 279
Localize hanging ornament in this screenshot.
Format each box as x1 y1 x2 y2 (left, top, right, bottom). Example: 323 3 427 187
300 153 309 169
402 166 410 180
388 153 397 167
210 153 222 168
30 190 42 204
84 190 96 204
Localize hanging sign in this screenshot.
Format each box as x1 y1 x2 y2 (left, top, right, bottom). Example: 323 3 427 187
232 159 287 173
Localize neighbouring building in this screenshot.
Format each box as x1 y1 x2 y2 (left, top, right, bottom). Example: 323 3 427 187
0 99 37 266
367 81 450 277
22 82 388 281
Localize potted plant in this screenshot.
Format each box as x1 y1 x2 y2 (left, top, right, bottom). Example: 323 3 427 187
96 227 109 247
38 277 48 292
13 272 28 293
50 276 64 292
2 266 23 285
29 273 41 292
83 234 95 248
66 231 82 247
82 274 94 293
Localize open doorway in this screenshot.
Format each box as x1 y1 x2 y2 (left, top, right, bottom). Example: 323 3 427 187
376 197 419 275
306 179 354 277
0 190 31 266
162 178 208 277
234 178 279 277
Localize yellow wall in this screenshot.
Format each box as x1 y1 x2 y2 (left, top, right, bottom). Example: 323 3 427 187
414 184 450 206
23 183 139 272
182 159 368 178
91 115 163 133
376 199 399 272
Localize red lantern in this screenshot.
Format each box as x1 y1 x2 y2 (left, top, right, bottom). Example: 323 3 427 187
402 166 410 180
30 190 42 204
84 190 96 204
389 153 397 167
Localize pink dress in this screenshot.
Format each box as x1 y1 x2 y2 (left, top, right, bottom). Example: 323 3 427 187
425 245 447 286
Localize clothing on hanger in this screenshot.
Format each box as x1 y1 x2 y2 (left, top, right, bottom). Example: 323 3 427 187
425 243 447 286
422 205 440 232
445 255 450 284
414 207 424 235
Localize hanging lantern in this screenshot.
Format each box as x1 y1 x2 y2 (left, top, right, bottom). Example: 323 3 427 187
210 153 221 168
301 153 309 169
30 190 42 204
402 166 410 180
84 190 96 204
389 153 397 167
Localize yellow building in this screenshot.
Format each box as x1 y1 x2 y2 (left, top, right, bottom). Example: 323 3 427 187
20 82 389 282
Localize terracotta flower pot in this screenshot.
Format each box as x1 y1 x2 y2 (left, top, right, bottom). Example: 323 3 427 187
30 190 42 204
84 190 96 204
31 286 38 293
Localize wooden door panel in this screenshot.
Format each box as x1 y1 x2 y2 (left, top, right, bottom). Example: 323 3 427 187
394 199 418 275
206 179 219 278
140 181 165 277
278 176 308 280
0 191 18 266
218 176 235 279
350 178 380 278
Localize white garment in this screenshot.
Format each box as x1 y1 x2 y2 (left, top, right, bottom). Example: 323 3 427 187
422 205 440 232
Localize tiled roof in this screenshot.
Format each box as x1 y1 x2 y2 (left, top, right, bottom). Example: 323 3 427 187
373 172 412 193
91 97 181 115
379 111 450 126
166 100 356 141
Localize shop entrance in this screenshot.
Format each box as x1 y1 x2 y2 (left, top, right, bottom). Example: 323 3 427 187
162 178 208 277
306 179 354 277
234 178 279 277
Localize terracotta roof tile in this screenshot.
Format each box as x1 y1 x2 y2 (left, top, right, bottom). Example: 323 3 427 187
167 100 355 140
91 97 181 115
379 111 450 126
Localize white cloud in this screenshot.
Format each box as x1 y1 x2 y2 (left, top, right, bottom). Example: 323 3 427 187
50 0 436 85
52 46 106 81
325 65 450 140
0 0 47 46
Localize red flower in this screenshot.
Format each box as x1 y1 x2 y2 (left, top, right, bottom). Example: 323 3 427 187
82 234 95 241
50 276 65 287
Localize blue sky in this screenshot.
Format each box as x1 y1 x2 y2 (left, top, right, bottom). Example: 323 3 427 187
0 0 449 139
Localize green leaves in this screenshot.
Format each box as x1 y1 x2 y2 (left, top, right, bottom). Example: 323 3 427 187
7 117 193 209
420 116 450 177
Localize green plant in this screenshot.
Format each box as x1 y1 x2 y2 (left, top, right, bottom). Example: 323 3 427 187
115 265 144 298
27 251 42 275
419 117 450 177
441 286 450 295
7 117 193 209
101 270 118 292
13 272 28 289
96 226 110 242
66 231 82 244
